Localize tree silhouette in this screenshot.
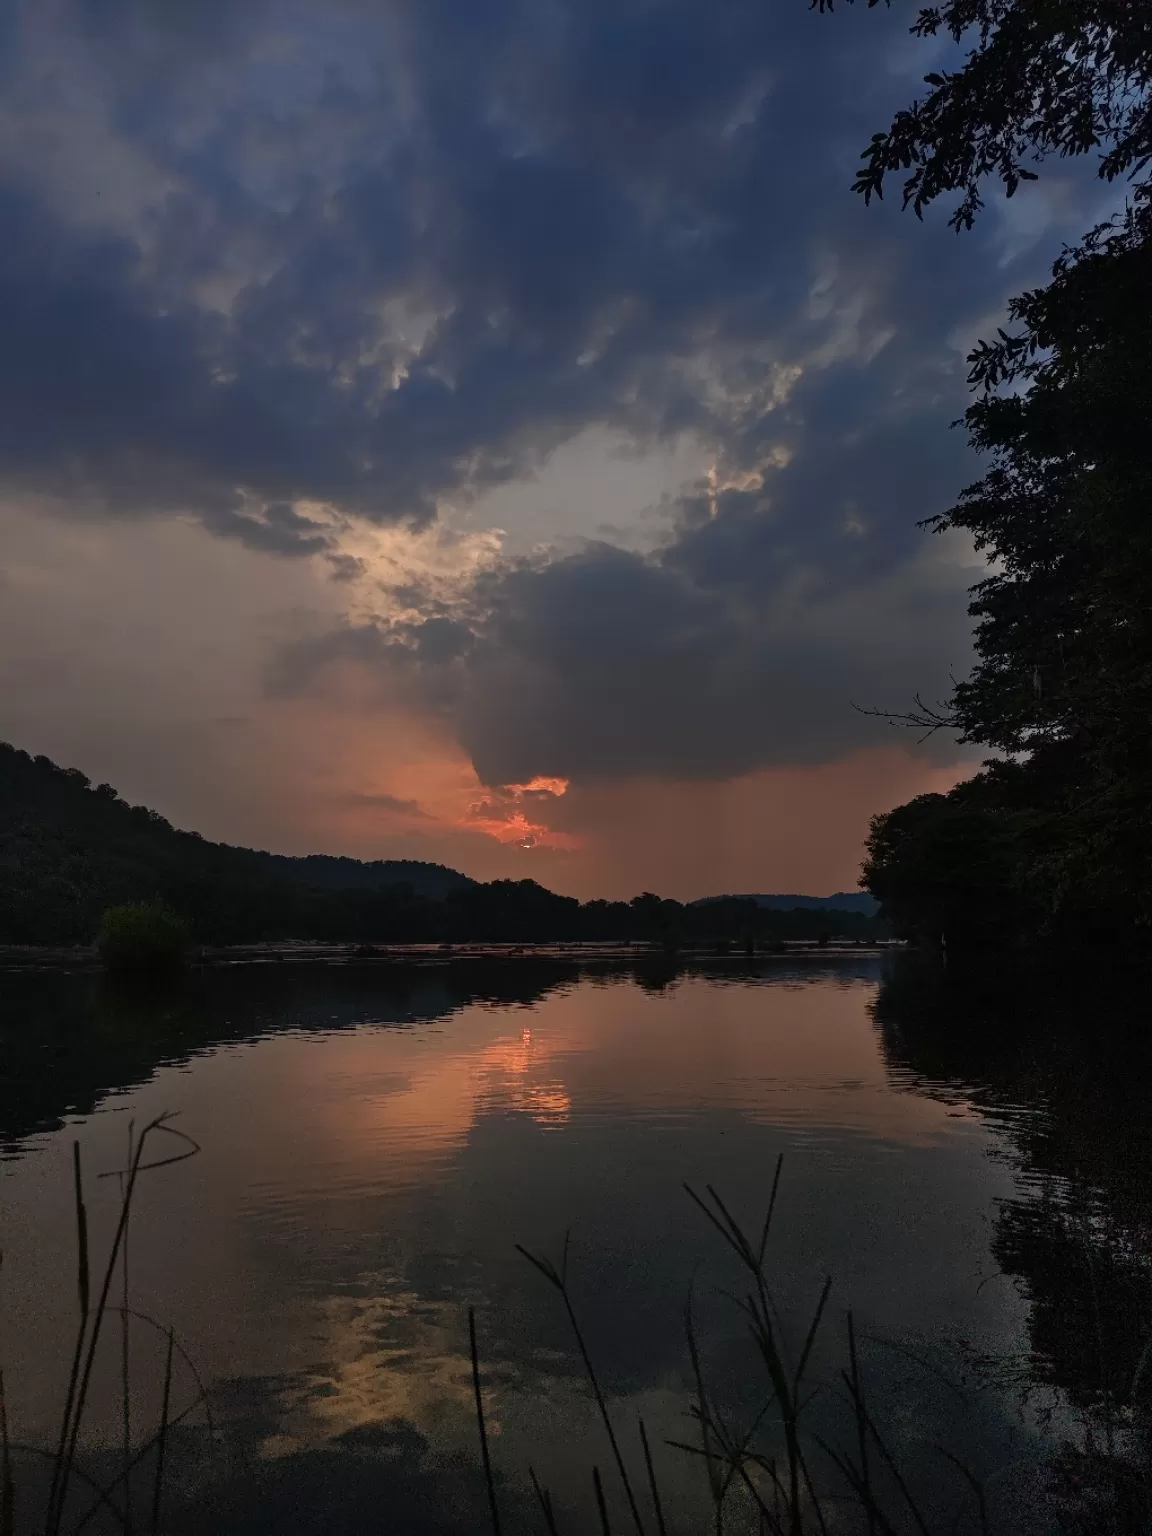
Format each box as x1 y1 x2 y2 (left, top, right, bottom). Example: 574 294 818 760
821 0 1152 230
837 0 1152 940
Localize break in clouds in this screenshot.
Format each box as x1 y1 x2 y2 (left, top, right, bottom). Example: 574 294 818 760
0 0 1105 793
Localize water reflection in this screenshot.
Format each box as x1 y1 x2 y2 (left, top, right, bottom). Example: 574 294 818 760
874 955 1152 1417
0 961 587 1152
1 955 1147 1531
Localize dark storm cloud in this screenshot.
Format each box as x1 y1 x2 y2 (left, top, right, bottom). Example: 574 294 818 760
1 0 1100 771
274 517 978 786
1 0 971 534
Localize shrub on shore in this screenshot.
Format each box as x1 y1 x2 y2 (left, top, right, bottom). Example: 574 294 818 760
96 901 191 971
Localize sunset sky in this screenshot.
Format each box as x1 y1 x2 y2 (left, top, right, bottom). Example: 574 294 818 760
0 0 1110 899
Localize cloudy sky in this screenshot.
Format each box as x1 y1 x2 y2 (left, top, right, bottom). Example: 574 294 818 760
0 0 1108 899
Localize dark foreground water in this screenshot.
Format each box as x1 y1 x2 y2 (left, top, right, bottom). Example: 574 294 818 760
2 955 1149 1534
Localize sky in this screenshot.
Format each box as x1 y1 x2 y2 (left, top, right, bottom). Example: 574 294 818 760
0 0 1110 900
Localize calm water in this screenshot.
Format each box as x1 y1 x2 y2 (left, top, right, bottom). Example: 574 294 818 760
2 955 1149 1534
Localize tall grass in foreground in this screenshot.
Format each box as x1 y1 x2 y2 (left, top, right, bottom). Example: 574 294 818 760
5 1134 1150 1534
473 1160 1152 1536
470 1158 961 1536
0 1115 208 1536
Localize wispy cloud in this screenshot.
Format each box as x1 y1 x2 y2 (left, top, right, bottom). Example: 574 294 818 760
342 791 432 819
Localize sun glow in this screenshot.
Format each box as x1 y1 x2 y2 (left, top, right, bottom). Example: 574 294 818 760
507 775 569 797
461 774 579 850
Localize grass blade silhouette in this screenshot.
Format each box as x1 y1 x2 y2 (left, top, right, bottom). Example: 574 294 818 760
516 1242 645 1535
49 1117 199 1535
847 1311 875 1535
74 1142 90 1317
7 1444 129 1534
149 1330 174 1536
592 1467 613 1536
120 1123 134 1536
812 1435 900 1536
931 1444 988 1534
839 1370 931 1536
793 1276 832 1399
1 1367 14 1536
637 1417 667 1536
72 1396 206 1535
528 1465 561 1535
682 1180 835 1536
683 1298 726 1530
758 1156 784 1269
469 1307 502 1536
45 1142 91 1533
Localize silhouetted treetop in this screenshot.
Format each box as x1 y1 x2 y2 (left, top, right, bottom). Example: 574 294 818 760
819 0 1152 228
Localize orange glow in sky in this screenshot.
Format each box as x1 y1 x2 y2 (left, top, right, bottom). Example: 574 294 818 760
461 775 581 851
507 776 570 797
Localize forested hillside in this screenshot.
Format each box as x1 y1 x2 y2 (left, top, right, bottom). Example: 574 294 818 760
0 743 472 944
0 743 885 948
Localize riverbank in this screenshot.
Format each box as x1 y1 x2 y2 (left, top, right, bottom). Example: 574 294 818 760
0 937 904 971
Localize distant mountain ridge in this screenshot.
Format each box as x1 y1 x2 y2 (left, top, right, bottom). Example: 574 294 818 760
258 852 475 899
696 892 879 916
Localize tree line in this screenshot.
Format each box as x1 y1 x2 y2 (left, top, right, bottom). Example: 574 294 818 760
0 743 883 947
842 0 1152 946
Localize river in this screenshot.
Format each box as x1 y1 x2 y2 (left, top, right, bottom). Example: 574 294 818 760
1 954 1148 1534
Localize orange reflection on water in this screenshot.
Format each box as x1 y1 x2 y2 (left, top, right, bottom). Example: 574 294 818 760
299 970 978 1192
315 1011 574 1176
0 962 1011 1483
